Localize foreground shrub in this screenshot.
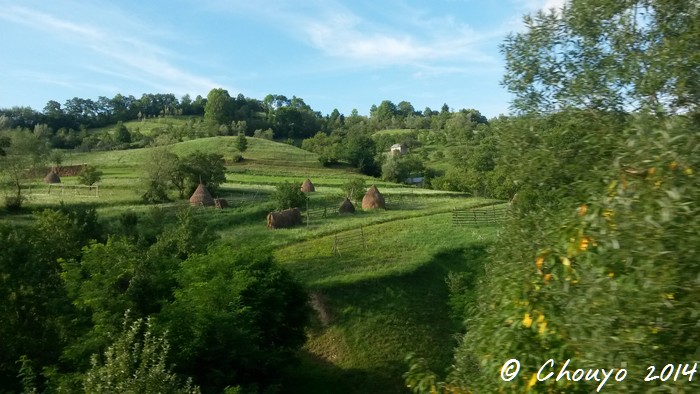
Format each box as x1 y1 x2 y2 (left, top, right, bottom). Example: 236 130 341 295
160 245 310 392
85 316 200 394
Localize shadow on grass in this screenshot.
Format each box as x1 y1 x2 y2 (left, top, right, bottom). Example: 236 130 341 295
282 244 490 393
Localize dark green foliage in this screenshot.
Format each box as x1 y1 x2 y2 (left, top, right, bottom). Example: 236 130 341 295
236 132 247 152
179 151 227 196
301 132 343 166
114 121 131 144
345 133 380 176
381 154 425 183
141 148 179 203
160 245 310 392
60 208 215 370
141 149 226 202
148 208 218 260
204 88 234 127
0 130 49 208
0 208 99 391
404 1 700 392
341 177 366 204
78 165 103 186
0 135 9 155
272 181 308 210
84 316 200 394
142 179 172 203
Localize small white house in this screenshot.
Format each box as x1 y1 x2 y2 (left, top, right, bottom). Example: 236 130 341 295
390 143 408 155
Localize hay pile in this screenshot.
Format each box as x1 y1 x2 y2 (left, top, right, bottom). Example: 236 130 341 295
301 178 315 192
362 184 385 209
44 170 61 184
267 208 302 229
189 183 215 206
214 198 229 209
339 197 355 214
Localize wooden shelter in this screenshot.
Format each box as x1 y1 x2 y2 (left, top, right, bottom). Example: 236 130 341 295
301 178 315 192
267 208 302 229
362 184 385 209
214 198 229 209
189 183 215 206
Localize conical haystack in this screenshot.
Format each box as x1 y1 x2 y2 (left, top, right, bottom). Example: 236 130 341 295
189 183 215 206
339 197 355 214
301 178 315 192
44 170 61 184
362 184 385 209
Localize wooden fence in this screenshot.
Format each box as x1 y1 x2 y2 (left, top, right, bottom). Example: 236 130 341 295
303 196 345 225
452 205 508 226
331 226 367 256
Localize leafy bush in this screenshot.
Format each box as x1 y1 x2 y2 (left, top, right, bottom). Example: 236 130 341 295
78 165 102 186
84 316 200 394
272 181 308 210
160 245 310 392
381 154 425 183
236 132 247 152
341 177 366 203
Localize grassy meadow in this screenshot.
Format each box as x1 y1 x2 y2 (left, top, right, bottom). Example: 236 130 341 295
1 136 503 392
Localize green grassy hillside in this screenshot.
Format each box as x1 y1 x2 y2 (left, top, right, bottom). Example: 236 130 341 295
2 136 502 392
89 116 198 136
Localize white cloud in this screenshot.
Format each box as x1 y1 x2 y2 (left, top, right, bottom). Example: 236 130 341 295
0 4 223 97
303 7 497 67
211 0 499 71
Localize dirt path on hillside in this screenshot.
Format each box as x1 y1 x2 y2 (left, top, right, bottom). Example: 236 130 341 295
309 291 331 326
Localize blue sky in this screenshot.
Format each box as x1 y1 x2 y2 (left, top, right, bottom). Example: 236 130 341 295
0 0 564 118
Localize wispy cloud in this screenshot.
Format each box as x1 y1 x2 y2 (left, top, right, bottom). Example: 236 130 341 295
0 3 222 96
211 0 500 72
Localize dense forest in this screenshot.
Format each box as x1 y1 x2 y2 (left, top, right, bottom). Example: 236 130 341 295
1 0 698 393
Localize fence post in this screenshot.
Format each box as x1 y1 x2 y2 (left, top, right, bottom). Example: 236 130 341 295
306 198 310 228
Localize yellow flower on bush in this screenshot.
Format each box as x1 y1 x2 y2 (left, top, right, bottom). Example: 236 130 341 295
561 257 571 267
647 167 656 176
544 273 552 284
522 313 533 328
669 161 678 170
578 204 588 216
685 167 693 175
579 237 590 251
536 256 544 270
527 373 537 388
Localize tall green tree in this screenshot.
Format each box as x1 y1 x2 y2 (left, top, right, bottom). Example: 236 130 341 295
502 0 700 114
0 131 49 208
78 165 103 187
141 148 180 203
407 1 700 392
345 132 380 176
204 88 234 127
236 131 247 153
